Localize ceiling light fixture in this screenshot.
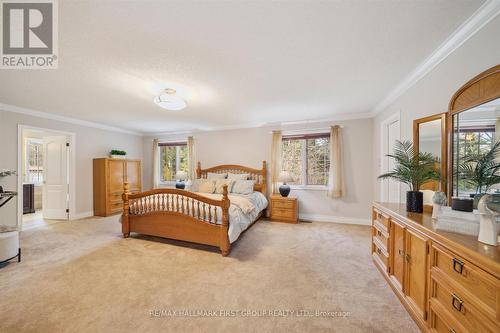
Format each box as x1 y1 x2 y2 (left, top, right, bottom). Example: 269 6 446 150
153 88 187 111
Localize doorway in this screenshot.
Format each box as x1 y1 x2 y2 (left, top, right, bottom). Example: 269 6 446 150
380 112 401 203
17 125 76 231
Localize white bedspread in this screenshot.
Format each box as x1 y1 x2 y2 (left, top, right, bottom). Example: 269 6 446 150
194 191 268 243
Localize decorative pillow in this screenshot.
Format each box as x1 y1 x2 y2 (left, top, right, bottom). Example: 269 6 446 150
231 180 255 195
215 179 234 194
207 172 227 179
227 173 249 180
197 180 216 193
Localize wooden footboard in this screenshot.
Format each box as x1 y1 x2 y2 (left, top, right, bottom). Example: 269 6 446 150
122 182 231 256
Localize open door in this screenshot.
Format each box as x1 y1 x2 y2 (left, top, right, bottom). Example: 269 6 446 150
42 136 69 220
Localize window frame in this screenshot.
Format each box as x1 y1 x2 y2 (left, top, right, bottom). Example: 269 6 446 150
282 132 330 190
157 141 188 186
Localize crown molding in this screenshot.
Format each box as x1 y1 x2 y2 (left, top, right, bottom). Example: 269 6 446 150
146 112 373 137
371 0 500 115
0 103 143 136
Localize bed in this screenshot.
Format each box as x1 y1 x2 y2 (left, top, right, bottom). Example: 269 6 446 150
121 161 268 256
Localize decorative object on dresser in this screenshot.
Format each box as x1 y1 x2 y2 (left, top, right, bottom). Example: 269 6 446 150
378 140 440 213
175 171 188 189
122 162 267 256
93 158 141 217
23 183 35 214
477 194 500 246
269 195 298 223
372 202 500 333
109 149 127 159
451 197 473 212
278 171 293 197
431 192 447 219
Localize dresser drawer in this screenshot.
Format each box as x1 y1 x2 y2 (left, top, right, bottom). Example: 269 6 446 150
430 270 498 333
373 241 389 272
271 208 297 222
431 243 499 319
373 208 390 231
272 200 295 209
429 299 467 333
373 223 389 252
109 192 123 202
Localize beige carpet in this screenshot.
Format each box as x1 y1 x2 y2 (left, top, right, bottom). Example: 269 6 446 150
0 216 418 333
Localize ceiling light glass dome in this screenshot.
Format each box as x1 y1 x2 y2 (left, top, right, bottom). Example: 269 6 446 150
153 88 187 111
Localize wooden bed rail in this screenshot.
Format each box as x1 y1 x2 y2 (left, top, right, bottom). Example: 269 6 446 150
122 182 231 255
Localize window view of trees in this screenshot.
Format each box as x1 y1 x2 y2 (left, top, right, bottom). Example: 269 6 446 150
159 144 188 182
26 140 43 184
454 128 495 194
282 135 330 186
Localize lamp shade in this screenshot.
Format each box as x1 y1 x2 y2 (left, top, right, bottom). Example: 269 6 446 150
279 171 294 183
175 171 188 181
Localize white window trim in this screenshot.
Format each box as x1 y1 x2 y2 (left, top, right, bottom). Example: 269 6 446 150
157 142 187 186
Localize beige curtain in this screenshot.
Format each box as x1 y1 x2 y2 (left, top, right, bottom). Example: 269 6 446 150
187 136 196 181
328 125 345 198
152 139 159 188
271 130 282 194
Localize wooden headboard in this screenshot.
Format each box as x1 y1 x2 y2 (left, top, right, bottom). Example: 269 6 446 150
196 161 267 195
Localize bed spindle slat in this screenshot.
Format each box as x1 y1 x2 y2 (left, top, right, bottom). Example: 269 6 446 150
208 205 212 223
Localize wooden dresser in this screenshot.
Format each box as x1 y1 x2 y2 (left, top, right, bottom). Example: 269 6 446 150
93 158 142 217
269 195 298 223
372 202 500 333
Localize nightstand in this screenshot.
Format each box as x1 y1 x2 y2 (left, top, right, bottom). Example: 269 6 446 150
269 195 298 223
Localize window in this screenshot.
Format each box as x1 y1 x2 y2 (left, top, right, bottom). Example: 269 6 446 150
25 139 44 185
159 142 188 182
282 133 330 186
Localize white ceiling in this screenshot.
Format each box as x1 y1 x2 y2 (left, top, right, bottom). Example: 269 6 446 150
0 0 485 134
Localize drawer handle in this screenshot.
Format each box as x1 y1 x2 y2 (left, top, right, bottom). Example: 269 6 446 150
451 294 464 312
405 254 411 262
377 230 382 237
452 258 464 274
450 330 456 333
398 249 405 257
376 248 382 255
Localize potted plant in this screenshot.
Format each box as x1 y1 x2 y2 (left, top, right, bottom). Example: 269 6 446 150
457 140 500 208
378 140 440 213
0 169 17 193
110 150 127 159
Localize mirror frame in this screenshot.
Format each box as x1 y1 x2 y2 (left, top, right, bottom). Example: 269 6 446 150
447 64 500 202
413 112 447 193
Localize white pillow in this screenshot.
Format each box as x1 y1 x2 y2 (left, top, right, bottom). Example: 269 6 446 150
194 179 216 193
227 173 249 180
215 179 234 194
231 180 255 195
207 172 227 179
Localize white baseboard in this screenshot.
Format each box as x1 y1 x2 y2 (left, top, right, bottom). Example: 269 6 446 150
70 211 94 220
299 213 371 226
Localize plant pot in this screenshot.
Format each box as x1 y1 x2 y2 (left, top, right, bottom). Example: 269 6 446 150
110 155 125 159
406 191 423 213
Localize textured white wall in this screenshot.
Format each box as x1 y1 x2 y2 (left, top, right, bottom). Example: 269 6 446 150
0 110 143 227
143 118 374 222
372 14 500 201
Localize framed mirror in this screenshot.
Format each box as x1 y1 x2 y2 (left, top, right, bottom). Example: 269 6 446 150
448 65 500 202
413 113 447 209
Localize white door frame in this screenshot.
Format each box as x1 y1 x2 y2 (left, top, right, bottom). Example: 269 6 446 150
17 124 76 230
379 111 401 202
